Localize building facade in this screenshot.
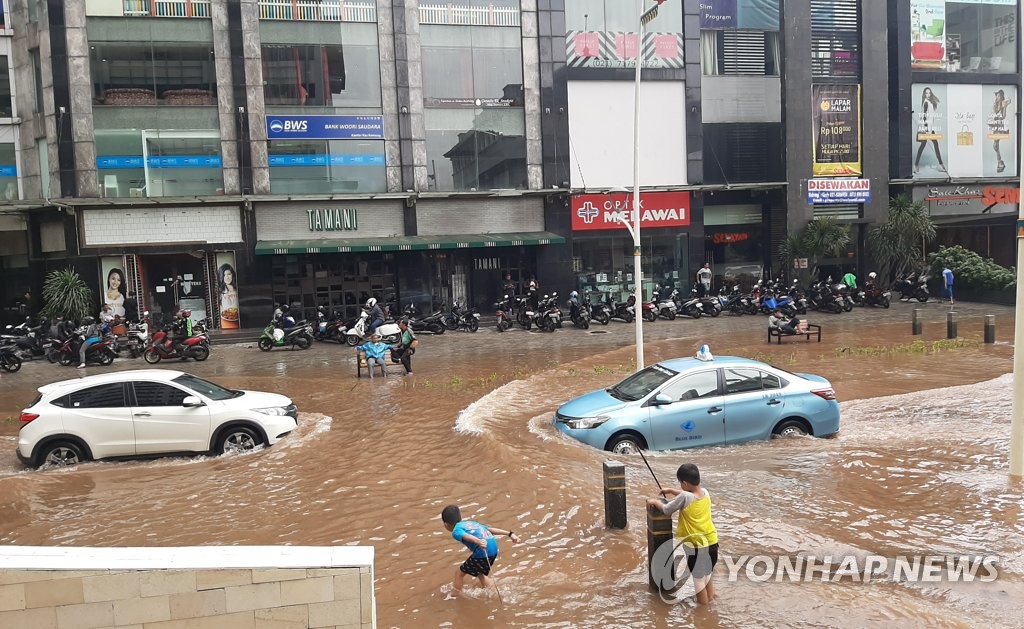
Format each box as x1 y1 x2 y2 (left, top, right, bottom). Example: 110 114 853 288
0 0 1019 326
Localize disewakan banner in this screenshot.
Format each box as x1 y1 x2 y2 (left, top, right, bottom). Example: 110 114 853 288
812 84 862 176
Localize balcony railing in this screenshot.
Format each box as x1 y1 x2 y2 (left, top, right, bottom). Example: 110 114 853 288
258 0 377 22
123 0 211 18
419 4 520 27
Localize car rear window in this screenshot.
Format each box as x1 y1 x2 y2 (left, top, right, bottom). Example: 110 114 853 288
27 393 42 408
68 384 126 409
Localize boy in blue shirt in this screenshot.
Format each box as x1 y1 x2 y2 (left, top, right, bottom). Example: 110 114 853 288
441 505 520 594
356 333 389 378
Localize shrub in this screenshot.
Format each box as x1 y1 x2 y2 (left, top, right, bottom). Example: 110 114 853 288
928 245 1016 291
41 268 95 321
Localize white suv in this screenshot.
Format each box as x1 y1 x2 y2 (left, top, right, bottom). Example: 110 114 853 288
17 369 298 468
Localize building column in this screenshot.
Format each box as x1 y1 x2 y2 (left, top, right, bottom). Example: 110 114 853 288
211 0 240 196
239 0 269 194
861 0 889 228
782 0 813 234
377 0 402 192
393 0 428 191
63 1 97 198
11 1 44 200
521 0 542 190
683 0 703 185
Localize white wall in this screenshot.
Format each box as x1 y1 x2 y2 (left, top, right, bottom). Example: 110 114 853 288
82 207 243 246
567 80 687 189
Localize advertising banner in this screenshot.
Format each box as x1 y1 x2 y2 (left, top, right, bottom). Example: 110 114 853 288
571 192 691 231
910 0 946 69
812 85 862 176
265 115 385 140
912 84 1017 178
100 257 127 319
913 184 1020 216
565 31 684 69
807 179 871 204
215 252 240 329
700 0 737 28
699 0 779 30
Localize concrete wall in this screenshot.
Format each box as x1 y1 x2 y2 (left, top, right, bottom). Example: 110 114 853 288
0 545 375 629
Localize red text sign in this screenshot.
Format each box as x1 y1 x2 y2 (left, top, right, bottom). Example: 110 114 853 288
571 192 691 231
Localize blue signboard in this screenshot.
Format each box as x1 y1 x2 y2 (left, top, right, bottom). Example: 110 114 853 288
0 165 17 178
265 115 386 140
97 156 222 169
268 154 386 167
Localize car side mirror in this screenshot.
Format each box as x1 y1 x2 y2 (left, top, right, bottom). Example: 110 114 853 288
651 393 673 406
182 396 204 408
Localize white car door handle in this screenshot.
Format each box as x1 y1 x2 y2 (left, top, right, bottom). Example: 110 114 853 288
135 412 151 417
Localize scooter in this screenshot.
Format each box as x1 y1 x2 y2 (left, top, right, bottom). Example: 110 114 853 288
57 332 118 367
495 295 515 332
404 303 447 334
641 298 658 323
116 315 150 359
863 285 891 308
568 297 591 329
144 326 211 362
515 296 535 330
675 289 705 319
607 295 636 323
586 293 611 325
655 290 678 321
0 345 22 372
260 319 315 351
533 294 562 332
345 311 401 346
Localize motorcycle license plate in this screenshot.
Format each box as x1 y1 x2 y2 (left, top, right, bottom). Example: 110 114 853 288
525 311 535 317
473 313 481 318
549 313 559 319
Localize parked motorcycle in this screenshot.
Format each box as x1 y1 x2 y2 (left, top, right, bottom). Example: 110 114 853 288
144 326 211 362
514 296 535 330
655 290 678 320
260 319 315 351
345 311 401 346
57 332 118 367
0 345 22 372
641 298 658 323
1 319 47 361
568 296 591 329
607 294 636 323
115 316 150 359
495 295 515 332
404 303 447 334
586 293 611 325
862 285 892 308
895 272 931 303
533 294 562 332
675 289 705 319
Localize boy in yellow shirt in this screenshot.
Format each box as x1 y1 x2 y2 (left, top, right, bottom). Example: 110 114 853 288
647 463 719 604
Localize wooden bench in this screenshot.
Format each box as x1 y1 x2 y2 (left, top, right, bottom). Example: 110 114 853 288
768 324 821 344
355 353 403 378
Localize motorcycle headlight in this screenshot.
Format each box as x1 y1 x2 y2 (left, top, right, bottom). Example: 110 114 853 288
254 406 289 416
564 415 610 429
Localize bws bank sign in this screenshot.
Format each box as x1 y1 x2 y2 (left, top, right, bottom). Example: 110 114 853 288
266 115 385 140
571 192 691 231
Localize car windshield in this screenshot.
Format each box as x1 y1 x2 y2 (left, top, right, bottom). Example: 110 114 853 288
608 365 678 401
172 374 242 401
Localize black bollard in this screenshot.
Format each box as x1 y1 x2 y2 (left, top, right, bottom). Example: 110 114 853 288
984 315 996 344
647 501 674 591
947 311 957 339
603 461 627 529
912 308 923 336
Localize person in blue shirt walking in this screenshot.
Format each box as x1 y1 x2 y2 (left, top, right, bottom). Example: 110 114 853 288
942 266 954 304
441 505 520 595
356 332 390 378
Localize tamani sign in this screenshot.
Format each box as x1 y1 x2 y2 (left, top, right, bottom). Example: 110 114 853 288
571 192 691 231
807 178 871 204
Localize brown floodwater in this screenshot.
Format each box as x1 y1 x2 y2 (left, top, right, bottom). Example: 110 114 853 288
0 301 1021 628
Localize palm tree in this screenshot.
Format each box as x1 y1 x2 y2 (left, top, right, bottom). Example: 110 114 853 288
778 218 851 282
866 196 936 283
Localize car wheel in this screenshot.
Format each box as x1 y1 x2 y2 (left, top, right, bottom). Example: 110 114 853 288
772 420 809 438
1 354 22 373
144 347 162 363
37 440 86 468
192 345 211 361
257 338 274 352
607 434 645 455
217 425 263 455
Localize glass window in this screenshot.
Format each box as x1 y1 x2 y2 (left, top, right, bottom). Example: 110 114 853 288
132 382 190 407
701 30 780 75
0 143 17 201
91 43 216 106
421 26 523 101
661 371 721 401
262 42 381 108
608 364 679 402
95 129 223 198
0 56 11 117
703 123 784 184
724 368 765 394
173 374 238 401
30 49 42 113
567 0 682 31
68 384 126 409
945 2 1017 74
811 0 860 78
762 372 783 390
268 139 385 194
425 108 527 191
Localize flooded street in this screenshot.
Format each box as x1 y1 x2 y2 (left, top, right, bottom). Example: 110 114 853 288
0 300 1021 628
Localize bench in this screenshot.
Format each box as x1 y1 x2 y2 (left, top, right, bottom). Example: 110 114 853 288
768 324 822 344
355 353 403 378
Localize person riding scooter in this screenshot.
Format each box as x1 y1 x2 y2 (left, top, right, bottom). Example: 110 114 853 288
170 309 195 355
77 316 101 369
366 297 384 335
567 291 583 322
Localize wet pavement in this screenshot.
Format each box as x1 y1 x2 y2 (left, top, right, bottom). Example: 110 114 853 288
0 298 1021 628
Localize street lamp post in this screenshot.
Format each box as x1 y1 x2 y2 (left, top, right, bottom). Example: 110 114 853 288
1011 30 1024 477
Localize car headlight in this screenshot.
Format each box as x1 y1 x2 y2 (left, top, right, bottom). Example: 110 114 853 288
253 406 290 416
565 416 610 429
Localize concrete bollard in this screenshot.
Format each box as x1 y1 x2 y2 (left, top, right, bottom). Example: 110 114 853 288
647 501 674 591
603 461 627 529
947 311 958 339
984 315 996 344
912 308 923 335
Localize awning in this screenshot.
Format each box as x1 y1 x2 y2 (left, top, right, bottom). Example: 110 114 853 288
255 231 566 255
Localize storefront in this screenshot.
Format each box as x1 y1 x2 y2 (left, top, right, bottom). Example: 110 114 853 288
569 192 694 302
253 197 562 319
912 183 1018 268
0 211 30 324
703 203 767 287
78 204 245 328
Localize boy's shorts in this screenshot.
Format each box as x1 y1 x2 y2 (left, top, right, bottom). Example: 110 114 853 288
682 543 719 580
460 554 497 577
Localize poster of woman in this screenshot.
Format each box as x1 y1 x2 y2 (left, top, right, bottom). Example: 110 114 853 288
99 257 127 318
216 252 240 329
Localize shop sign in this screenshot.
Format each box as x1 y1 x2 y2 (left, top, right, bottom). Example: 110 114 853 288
915 184 1020 216
811 84 862 176
710 232 750 244
308 208 358 232
566 31 684 69
571 192 691 231
807 178 871 204
265 115 385 140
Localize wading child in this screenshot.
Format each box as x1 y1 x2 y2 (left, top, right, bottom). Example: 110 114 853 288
440 505 520 595
647 463 719 605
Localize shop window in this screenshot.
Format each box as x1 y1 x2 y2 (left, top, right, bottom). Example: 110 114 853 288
0 56 11 117
30 48 42 113
268 139 386 194
422 25 524 103
263 44 345 107
945 2 1017 74
90 42 216 106
0 143 18 200
425 107 527 191
95 129 223 198
703 123 784 184
811 0 860 78
701 30 780 75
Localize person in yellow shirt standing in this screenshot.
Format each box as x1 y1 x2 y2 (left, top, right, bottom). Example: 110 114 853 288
647 463 719 604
